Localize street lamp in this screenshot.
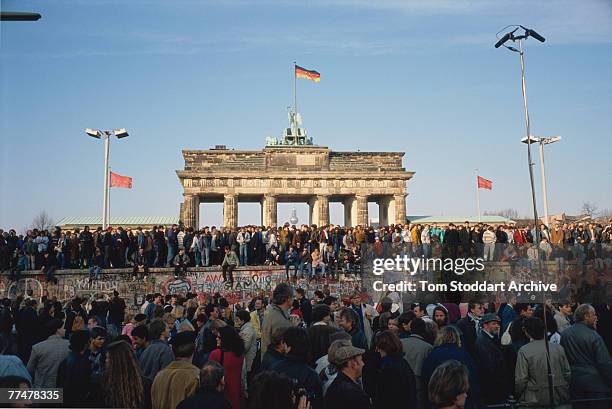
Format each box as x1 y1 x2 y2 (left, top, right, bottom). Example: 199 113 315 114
84 128 130 229
496 25 555 409
521 135 562 227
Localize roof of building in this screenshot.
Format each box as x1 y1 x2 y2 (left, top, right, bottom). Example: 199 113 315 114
405 215 515 225
56 216 180 227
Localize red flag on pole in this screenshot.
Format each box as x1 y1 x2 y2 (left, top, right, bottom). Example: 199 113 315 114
110 171 132 189
477 176 492 190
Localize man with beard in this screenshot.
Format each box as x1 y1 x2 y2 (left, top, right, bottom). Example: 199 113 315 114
432 306 449 329
475 313 512 405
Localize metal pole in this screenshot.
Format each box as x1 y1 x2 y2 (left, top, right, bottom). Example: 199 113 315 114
518 37 555 409
293 61 297 115
102 134 110 230
539 141 550 227
475 169 481 223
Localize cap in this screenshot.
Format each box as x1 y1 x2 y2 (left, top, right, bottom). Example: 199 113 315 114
328 339 365 366
481 313 501 324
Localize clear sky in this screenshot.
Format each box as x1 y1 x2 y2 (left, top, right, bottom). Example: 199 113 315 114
1 0 611 231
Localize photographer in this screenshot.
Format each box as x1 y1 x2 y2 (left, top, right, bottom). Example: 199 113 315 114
248 371 311 409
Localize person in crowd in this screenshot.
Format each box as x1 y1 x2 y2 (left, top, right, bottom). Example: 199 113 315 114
400 317 433 409
372 330 417 409
284 245 299 280
271 327 323 409
16 298 38 363
501 293 517 333
145 293 163 322
247 371 311 409
261 283 294 359
560 303 612 409
475 313 512 405
249 297 265 342
151 331 200 409
235 309 257 380
108 290 126 338
221 246 239 286
337 307 367 349
432 305 449 328
57 330 92 407
554 300 573 333
173 248 190 278
295 288 312 326
261 327 288 371
515 317 571 408
324 339 371 409
177 361 232 409
132 324 149 360
92 339 151 409
26 318 70 388
87 326 107 380
427 360 470 409
0 354 31 385
455 300 483 359
349 291 378 348
139 319 174 381
209 325 246 409
422 326 480 408
307 304 335 366
0 375 33 408
133 248 150 280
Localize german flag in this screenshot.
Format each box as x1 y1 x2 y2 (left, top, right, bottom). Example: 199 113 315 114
295 65 320 82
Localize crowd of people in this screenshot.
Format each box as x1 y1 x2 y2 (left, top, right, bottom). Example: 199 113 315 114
0 283 611 409
1 219 611 282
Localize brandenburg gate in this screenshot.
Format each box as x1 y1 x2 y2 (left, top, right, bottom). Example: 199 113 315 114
177 113 414 228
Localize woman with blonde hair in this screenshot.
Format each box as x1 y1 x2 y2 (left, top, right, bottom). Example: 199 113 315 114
422 326 480 407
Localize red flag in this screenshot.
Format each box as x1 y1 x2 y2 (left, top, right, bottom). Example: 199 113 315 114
110 171 132 189
477 176 492 190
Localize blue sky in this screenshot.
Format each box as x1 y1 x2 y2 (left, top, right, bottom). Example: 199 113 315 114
1 0 611 231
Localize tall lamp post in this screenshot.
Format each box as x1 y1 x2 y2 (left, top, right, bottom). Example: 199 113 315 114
522 135 562 227
85 128 129 229
495 25 556 409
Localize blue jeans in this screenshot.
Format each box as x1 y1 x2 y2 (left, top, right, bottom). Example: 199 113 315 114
239 244 248 266
56 252 65 269
298 261 309 278
194 249 201 267
89 266 101 279
167 245 176 267
285 261 299 279
422 243 431 258
202 248 210 266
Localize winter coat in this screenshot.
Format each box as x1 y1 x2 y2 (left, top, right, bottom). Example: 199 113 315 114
559 322 612 397
515 339 571 407
260 304 291 359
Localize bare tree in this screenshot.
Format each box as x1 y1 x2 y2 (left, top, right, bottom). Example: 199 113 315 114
484 208 520 220
31 210 55 231
597 208 611 222
581 202 599 219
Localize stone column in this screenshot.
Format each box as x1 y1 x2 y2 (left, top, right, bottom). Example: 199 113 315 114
317 195 329 227
394 193 407 225
182 194 200 230
356 195 369 227
343 196 355 227
261 194 278 227
308 196 319 226
378 196 394 226
223 194 238 228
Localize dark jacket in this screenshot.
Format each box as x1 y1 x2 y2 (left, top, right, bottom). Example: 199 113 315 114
349 326 368 350
307 323 336 366
56 351 92 407
177 389 232 409
422 343 481 408
373 355 417 409
260 347 285 371
456 315 479 359
271 354 323 409
560 322 612 397
475 331 512 404
325 371 373 409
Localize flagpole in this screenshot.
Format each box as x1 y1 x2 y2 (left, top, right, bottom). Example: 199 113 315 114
475 169 481 223
293 61 297 115
108 167 111 227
